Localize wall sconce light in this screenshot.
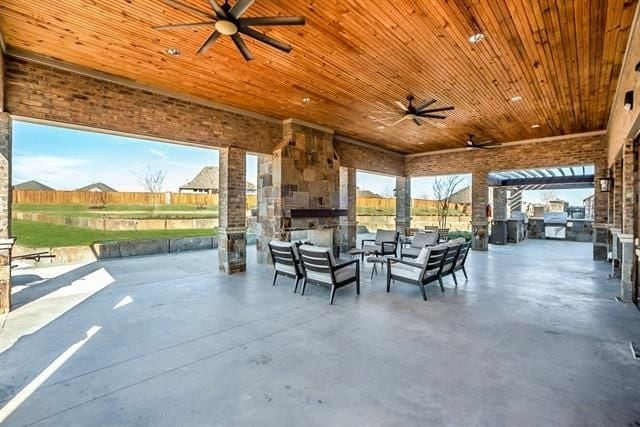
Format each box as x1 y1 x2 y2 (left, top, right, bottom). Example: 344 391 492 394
624 90 634 111
598 169 613 193
392 188 398 197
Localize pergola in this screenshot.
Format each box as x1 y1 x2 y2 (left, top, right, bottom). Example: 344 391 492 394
0 0 638 309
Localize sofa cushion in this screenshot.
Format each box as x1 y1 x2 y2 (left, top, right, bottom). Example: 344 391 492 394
363 243 382 254
412 231 438 248
416 246 431 264
375 229 397 245
275 262 297 276
402 247 422 258
391 263 422 281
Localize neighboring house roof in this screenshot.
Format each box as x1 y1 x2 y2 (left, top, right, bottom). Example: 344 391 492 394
448 186 471 204
14 180 55 191
76 182 118 192
357 189 382 198
583 194 594 202
181 167 257 192
181 166 220 191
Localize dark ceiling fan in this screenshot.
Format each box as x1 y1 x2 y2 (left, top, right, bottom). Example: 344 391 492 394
373 95 454 127
154 0 305 61
466 134 501 150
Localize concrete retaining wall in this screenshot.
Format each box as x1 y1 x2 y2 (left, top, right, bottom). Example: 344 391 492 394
12 236 219 266
13 212 218 230
356 215 471 232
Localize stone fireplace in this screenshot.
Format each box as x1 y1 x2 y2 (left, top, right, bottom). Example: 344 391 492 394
257 120 348 262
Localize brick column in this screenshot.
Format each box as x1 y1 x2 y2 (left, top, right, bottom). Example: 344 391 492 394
619 141 635 301
218 146 246 274
338 167 357 251
612 156 623 228
592 159 610 261
471 170 489 250
395 176 411 235
0 113 13 313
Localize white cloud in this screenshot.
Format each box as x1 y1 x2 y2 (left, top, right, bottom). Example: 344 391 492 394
149 148 167 160
13 155 91 190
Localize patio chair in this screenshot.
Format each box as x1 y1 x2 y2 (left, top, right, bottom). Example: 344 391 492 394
440 238 466 286
452 241 472 283
438 228 450 243
400 231 439 259
268 241 304 293
298 244 360 304
386 244 448 301
361 229 399 261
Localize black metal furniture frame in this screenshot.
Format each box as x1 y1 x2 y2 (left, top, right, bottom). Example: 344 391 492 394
268 242 304 293
361 230 400 261
298 246 360 305
452 241 471 283
386 246 448 301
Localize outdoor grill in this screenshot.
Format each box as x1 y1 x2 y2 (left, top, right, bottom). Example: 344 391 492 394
544 212 568 240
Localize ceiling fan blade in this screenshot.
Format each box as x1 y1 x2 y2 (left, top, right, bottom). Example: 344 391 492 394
239 16 306 26
163 0 215 20
417 113 447 119
207 0 228 18
394 101 408 111
229 0 255 19
419 106 455 113
231 33 254 61
152 22 214 30
197 30 221 54
391 116 409 126
239 26 293 52
413 117 422 126
415 98 436 112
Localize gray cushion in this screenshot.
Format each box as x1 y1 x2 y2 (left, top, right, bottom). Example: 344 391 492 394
375 229 397 245
411 231 438 248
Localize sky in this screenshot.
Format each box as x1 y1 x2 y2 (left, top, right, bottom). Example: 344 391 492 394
12 121 259 192
13 121 592 205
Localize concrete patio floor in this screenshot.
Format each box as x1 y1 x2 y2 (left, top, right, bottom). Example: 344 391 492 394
1 240 639 426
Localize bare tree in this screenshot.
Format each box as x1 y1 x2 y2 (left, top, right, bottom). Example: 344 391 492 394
381 185 393 198
133 166 167 193
433 175 465 228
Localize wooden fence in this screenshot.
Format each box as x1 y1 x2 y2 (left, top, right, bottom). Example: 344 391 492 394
13 190 464 211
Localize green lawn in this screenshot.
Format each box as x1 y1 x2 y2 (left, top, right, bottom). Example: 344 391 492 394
14 203 219 219
13 219 217 248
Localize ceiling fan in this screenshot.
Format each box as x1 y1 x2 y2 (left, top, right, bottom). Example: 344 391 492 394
372 95 454 127
154 0 306 61
466 134 501 150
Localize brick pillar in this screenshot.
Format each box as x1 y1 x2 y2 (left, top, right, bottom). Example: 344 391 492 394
612 156 623 228
492 187 508 220
395 176 411 235
592 160 609 261
619 141 635 301
256 154 273 264
218 146 246 274
0 113 13 313
338 167 357 251
472 170 489 251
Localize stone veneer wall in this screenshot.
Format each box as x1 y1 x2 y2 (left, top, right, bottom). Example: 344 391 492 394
257 122 342 261
0 113 11 312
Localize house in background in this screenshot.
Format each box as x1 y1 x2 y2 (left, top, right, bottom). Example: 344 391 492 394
356 188 382 198
76 182 117 192
180 166 257 194
13 180 55 191
448 186 471 204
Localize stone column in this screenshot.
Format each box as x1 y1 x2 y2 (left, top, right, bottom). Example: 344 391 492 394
395 176 411 235
256 154 274 264
612 156 623 229
492 187 508 220
0 113 13 313
471 170 489 250
619 141 635 301
218 146 246 274
338 167 357 251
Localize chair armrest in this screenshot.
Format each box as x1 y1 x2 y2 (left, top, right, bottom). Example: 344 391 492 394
334 259 358 270
387 257 423 269
381 241 398 252
361 239 376 248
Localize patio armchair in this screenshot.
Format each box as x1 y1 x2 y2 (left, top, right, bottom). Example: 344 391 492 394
439 238 466 285
361 229 399 261
298 244 360 304
386 244 448 301
268 241 304 293
438 228 450 243
400 231 439 259
452 241 472 283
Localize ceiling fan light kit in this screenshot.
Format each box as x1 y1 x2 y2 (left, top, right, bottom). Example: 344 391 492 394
155 0 306 61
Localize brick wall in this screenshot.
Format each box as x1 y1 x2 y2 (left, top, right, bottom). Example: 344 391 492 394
218 146 247 273
5 58 282 154
334 140 404 176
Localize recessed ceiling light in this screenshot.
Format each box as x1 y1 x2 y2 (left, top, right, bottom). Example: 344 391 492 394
531 124 540 128
510 95 523 102
468 33 485 43
377 125 385 130
302 97 311 104
166 48 181 57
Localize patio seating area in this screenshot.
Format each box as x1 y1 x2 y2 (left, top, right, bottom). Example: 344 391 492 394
1 240 639 425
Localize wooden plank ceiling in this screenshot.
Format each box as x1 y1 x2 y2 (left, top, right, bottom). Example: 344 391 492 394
0 0 637 154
